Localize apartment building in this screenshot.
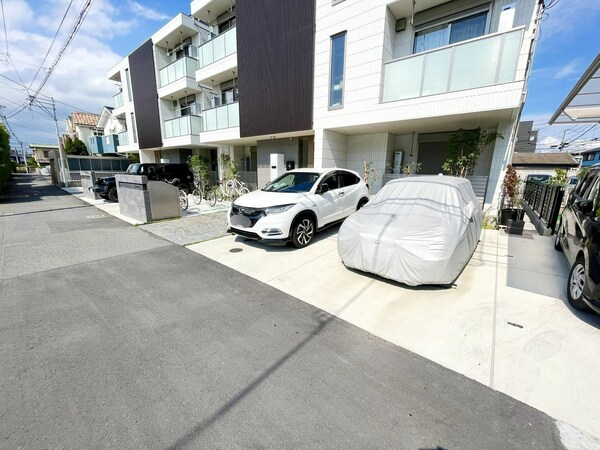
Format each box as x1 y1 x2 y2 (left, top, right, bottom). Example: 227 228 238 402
107 0 543 204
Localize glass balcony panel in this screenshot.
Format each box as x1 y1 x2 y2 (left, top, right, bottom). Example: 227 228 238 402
216 104 229 128
164 116 202 138
228 103 239 127
382 28 524 102
421 49 451 96
198 27 236 68
204 109 217 131
118 131 129 146
159 57 198 87
497 30 522 83
382 55 424 102
113 92 124 108
225 28 237 54
450 35 501 91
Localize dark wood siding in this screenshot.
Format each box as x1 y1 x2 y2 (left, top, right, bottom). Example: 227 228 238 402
237 0 315 137
129 40 162 149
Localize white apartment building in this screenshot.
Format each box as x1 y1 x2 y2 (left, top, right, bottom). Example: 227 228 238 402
107 0 543 204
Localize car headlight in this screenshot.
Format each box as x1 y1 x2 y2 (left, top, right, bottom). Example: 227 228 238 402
264 204 295 215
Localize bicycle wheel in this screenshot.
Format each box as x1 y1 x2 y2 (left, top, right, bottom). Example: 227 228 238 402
240 187 250 195
179 190 188 211
216 187 225 203
192 188 201 205
207 189 217 207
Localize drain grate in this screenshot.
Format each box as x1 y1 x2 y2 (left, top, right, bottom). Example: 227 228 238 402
86 214 108 219
229 248 243 253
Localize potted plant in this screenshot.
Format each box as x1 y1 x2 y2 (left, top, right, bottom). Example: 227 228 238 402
500 164 525 233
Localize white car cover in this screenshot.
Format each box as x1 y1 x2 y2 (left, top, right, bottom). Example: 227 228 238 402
337 176 482 286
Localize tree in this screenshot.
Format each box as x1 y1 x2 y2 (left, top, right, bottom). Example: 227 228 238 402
442 128 501 178
502 164 521 209
0 123 12 191
63 135 88 155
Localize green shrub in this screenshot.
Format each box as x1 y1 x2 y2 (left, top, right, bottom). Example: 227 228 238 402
0 124 12 191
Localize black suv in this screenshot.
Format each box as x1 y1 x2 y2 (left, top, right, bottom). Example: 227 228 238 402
92 163 193 202
555 165 600 314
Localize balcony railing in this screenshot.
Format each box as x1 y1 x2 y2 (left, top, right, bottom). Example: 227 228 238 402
202 102 239 132
118 131 129 146
113 92 124 108
159 56 198 88
198 27 237 69
164 115 203 138
382 27 524 102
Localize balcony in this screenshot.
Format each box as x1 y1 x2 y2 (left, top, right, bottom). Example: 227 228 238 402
159 56 198 88
113 92 124 109
382 28 524 103
199 27 236 69
118 131 129 146
164 115 203 139
202 102 239 131
87 136 103 154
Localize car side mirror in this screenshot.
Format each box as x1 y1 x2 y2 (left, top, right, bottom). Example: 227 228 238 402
574 199 593 214
463 201 475 220
318 183 329 194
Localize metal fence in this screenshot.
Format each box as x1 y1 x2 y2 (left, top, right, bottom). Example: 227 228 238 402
522 180 565 233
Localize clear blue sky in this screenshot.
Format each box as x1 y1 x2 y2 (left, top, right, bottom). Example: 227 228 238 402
1 0 597 152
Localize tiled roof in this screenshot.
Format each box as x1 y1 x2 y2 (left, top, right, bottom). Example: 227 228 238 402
512 152 578 166
71 112 101 127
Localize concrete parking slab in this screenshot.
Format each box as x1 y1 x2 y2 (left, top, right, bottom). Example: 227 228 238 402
188 225 600 439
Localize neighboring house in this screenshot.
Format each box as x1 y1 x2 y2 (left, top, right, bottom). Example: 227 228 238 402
29 143 58 165
511 151 579 180
514 121 538 153
65 112 102 152
87 107 127 154
106 0 544 206
570 146 600 168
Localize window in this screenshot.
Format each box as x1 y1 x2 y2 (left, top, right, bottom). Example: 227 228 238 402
413 10 488 53
340 171 359 186
221 87 238 105
125 69 132 102
179 94 197 116
130 112 137 144
320 172 342 191
329 32 346 108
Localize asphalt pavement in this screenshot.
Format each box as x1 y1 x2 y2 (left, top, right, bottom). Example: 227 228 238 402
0 175 568 449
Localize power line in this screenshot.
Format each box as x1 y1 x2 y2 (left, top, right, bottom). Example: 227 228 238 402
29 0 75 89
28 0 95 104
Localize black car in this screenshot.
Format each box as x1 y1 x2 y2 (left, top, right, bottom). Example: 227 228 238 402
92 163 193 202
555 166 600 314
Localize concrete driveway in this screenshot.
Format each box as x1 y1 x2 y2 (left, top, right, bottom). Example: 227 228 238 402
188 224 600 439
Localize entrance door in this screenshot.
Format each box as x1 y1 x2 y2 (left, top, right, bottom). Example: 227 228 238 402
418 141 447 175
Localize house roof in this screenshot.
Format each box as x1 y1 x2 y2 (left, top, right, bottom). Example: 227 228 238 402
71 112 101 127
512 152 579 167
29 143 59 149
570 145 600 155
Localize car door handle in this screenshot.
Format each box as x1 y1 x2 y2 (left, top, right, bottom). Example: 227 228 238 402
339 191 345 196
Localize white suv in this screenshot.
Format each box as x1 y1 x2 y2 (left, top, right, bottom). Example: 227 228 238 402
228 168 369 248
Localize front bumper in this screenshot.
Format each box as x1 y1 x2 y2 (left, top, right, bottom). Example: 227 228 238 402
92 185 109 195
228 206 295 242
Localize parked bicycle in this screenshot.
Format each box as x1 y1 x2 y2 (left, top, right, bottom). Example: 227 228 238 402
165 177 189 211
191 179 211 205
225 176 250 200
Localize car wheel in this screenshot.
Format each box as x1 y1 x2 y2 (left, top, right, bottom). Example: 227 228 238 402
554 225 563 252
291 216 315 248
567 256 592 311
107 186 118 202
357 198 369 210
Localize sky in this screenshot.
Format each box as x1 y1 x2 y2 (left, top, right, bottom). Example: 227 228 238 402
0 0 598 154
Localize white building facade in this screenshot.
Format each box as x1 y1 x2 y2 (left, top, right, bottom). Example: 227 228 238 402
108 0 543 204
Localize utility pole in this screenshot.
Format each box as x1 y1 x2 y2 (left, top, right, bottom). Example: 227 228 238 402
21 143 28 173
29 96 68 187
558 128 569 151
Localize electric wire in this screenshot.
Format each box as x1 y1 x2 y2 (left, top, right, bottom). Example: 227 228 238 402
29 0 74 89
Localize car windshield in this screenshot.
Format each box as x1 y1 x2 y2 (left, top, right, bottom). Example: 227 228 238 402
263 172 320 193
126 164 139 174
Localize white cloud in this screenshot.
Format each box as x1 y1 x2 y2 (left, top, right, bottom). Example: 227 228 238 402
540 0 600 40
554 59 583 80
128 1 170 21
0 0 134 146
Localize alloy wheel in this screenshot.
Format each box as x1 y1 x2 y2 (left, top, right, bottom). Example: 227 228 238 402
296 218 314 246
569 262 586 300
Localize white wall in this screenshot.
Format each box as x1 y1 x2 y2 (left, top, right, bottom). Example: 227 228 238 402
347 132 395 192
256 138 300 189
314 129 348 169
